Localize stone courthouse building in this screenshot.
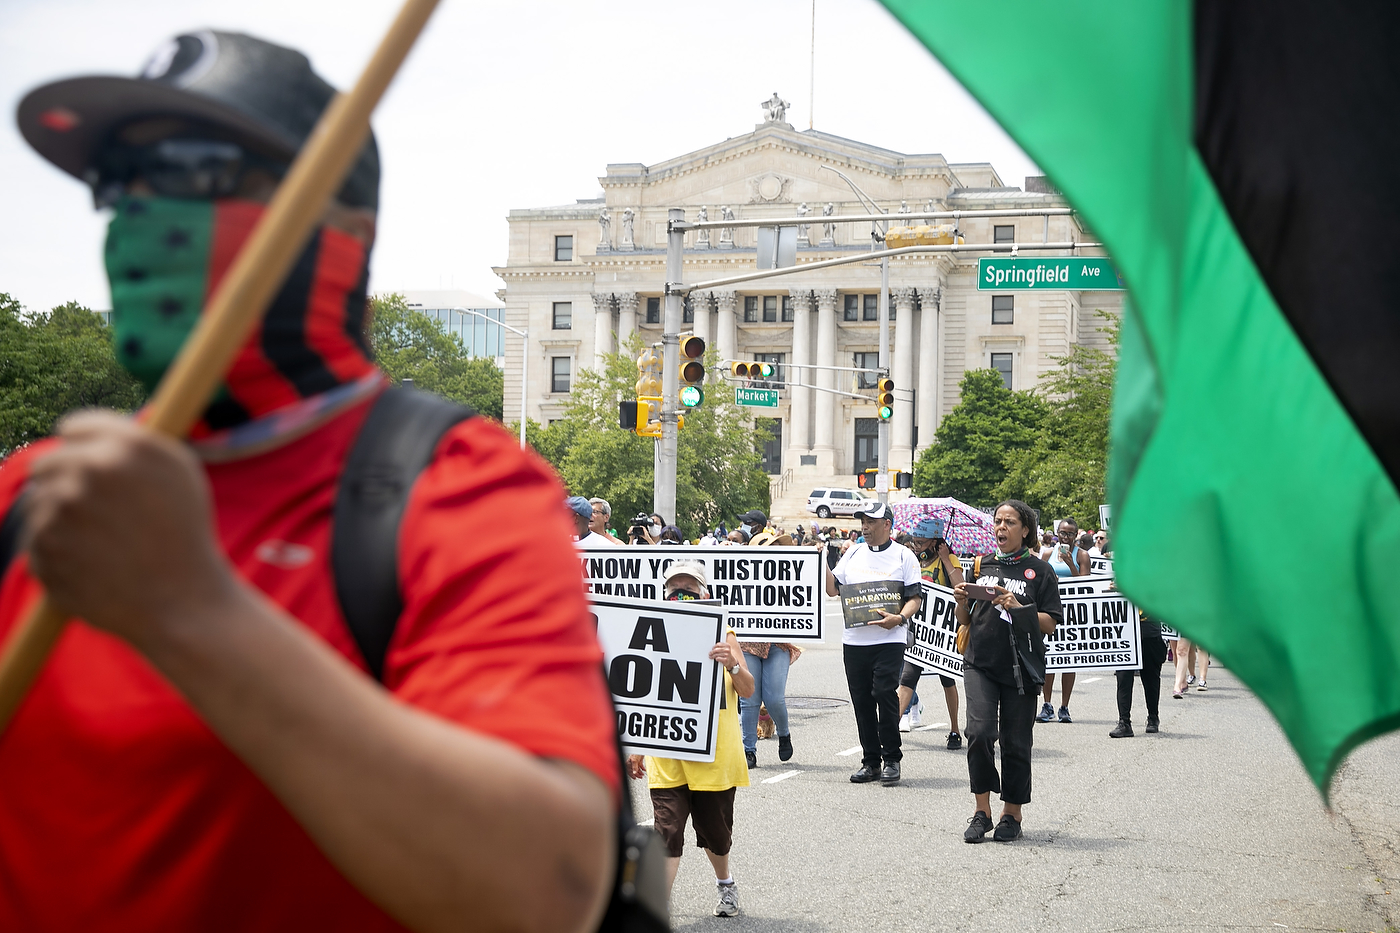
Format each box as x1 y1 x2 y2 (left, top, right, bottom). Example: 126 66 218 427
493 99 1120 493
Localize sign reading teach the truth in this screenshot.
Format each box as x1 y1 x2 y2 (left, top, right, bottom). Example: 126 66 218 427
579 546 823 642
591 595 725 762
1046 591 1142 672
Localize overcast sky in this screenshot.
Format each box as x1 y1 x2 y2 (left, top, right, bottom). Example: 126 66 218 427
0 0 1038 313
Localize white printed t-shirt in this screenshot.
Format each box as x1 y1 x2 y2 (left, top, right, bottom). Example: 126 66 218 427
575 532 615 547
832 540 922 646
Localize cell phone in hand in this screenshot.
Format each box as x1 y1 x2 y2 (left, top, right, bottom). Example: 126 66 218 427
964 584 1000 601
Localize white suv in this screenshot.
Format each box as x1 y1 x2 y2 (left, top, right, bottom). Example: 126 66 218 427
806 487 875 519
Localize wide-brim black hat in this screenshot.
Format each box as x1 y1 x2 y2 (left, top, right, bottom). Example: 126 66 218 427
17 29 378 210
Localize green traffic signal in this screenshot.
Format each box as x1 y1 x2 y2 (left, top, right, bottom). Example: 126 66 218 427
878 404 893 420
680 385 704 408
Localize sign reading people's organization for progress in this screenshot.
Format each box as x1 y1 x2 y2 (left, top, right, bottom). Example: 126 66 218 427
578 547 823 642
591 595 725 763
905 575 1142 678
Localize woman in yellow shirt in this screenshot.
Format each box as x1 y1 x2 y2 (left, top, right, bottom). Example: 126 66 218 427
627 561 754 919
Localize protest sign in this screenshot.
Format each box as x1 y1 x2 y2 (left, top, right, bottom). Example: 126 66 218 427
591 594 725 762
1090 555 1113 576
838 580 904 627
1059 574 1118 595
905 581 963 680
1159 622 1180 641
1046 591 1142 672
579 546 823 642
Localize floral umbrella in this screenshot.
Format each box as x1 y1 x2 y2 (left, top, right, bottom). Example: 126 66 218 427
892 497 996 555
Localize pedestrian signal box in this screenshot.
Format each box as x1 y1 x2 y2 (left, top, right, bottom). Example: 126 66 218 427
876 377 895 421
856 469 912 489
857 469 878 489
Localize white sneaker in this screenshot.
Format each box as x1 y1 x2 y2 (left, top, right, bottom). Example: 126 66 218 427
909 704 922 727
898 712 912 733
714 881 739 917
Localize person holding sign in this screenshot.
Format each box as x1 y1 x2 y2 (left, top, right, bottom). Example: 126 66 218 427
1037 518 1091 724
628 561 754 918
827 502 922 787
898 517 966 749
955 500 1063 843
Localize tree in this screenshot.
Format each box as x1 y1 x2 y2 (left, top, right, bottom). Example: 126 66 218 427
912 367 1047 505
368 293 505 420
527 335 770 539
0 294 147 455
996 312 1118 528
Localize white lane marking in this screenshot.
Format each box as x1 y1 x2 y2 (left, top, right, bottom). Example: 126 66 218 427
837 746 863 756
762 770 803 784
639 818 654 827
1080 676 1103 684
915 722 949 732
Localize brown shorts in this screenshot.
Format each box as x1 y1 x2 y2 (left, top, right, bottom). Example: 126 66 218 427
649 786 736 857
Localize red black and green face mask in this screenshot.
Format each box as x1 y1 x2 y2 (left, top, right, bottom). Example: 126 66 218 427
104 195 376 434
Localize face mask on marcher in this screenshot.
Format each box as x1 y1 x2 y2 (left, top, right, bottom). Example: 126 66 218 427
104 195 376 435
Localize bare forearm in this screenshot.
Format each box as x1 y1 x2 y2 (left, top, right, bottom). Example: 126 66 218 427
1038 611 1057 634
138 581 613 933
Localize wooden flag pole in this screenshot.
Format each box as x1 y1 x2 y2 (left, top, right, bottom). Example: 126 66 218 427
0 0 443 738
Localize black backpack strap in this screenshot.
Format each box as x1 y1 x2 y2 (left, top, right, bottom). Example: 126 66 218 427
332 386 474 681
0 491 27 583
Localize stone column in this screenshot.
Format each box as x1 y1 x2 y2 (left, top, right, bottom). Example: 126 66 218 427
813 289 838 468
890 287 917 470
714 291 737 367
616 292 638 349
592 293 613 369
788 289 813 459
916 285 941 459
692 291 714 351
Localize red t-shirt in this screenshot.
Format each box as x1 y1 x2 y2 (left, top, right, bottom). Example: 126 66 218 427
0 393 619 931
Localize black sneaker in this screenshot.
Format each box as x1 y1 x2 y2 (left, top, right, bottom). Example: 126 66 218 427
993 814 1022 842
964 811 993 843
1036 702 1055 722
849 764 880 783
1057 705 1072 723
879 761 901 786
778 734 793 762
946 731 963 750
1145 715 1159 734
1109 720 1134 738
745 749 756 769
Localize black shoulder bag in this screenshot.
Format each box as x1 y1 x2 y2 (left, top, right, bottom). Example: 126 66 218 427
331 386 669 933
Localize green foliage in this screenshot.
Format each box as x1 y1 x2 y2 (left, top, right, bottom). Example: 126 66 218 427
529 335 770 538
369 293 505 420
996 312 1118 528
0 294 147 455
912 368 1047 505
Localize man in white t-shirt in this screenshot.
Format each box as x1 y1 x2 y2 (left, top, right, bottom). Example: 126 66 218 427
826 501 922 786
568 497 613 547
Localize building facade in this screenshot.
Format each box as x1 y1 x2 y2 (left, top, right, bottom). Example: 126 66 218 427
493 104 1120 487
401 289 507 365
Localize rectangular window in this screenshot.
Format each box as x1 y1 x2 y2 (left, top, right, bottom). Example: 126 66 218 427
993 225 1015 244
853 352 879 389
843 294 859 321
762 295 778 323
991 295 1014 325
682 295 694 324
889 295 896 322
646 296 661 324
863 294 879 322
552 301 572 330
554 235 573 261
781 295 794 322
754 352 784 387
551 356 571 393
744 295 758 323
990 352 1013 389
853 418 880 472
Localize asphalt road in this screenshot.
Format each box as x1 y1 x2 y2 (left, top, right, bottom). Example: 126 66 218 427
631 596 1400 932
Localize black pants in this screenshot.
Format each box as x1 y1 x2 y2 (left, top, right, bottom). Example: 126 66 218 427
1116 663 1164 722
964 666 1038 804
844 642 905 767
899 660 957 691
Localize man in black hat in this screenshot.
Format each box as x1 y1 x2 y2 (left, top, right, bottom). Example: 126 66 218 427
825 500 922 786
737 509 768 541
0 31 617 933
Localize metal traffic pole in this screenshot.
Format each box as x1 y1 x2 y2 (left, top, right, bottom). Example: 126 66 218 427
657 207 685 524
877 253 890 503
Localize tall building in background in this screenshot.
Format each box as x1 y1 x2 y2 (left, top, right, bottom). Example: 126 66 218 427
493 103 1120 493
401 290 507 368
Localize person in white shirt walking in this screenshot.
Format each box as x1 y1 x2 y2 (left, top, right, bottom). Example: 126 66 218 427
827 502 922 786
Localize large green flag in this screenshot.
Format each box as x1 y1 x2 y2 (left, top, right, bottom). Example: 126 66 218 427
878 1 1400 795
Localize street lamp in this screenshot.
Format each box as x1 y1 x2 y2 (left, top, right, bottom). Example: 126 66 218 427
446 306 529 450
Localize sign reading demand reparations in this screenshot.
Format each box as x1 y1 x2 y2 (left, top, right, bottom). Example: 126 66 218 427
978 257 1124 290
578 546 824 642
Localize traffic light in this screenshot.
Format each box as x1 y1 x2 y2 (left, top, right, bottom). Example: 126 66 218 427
856 469 878 489
876 377 895 421
894 471 912 489
636 347 662 398
680 335 706 408
730 361 751 380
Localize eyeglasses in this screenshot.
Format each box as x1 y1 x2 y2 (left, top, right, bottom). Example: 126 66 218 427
88 138 288 209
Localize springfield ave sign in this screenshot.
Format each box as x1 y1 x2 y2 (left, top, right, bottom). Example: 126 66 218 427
978 257 1124 291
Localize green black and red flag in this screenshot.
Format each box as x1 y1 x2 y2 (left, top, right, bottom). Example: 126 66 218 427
879 1 1400 795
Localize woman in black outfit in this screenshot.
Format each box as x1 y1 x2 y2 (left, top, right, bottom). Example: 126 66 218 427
954 500 1063 844
1110 611 1169 737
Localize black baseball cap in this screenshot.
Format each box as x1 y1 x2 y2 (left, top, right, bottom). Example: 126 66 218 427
739 510 768 526
17 30 379 210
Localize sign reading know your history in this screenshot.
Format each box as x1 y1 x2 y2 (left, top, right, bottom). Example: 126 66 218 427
578 546 824 642
977 256 1124 291
591 595 725 762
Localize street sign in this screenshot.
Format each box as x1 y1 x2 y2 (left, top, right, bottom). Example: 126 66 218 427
875 472 890 493
735 387 779 408
977 257 1123 291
